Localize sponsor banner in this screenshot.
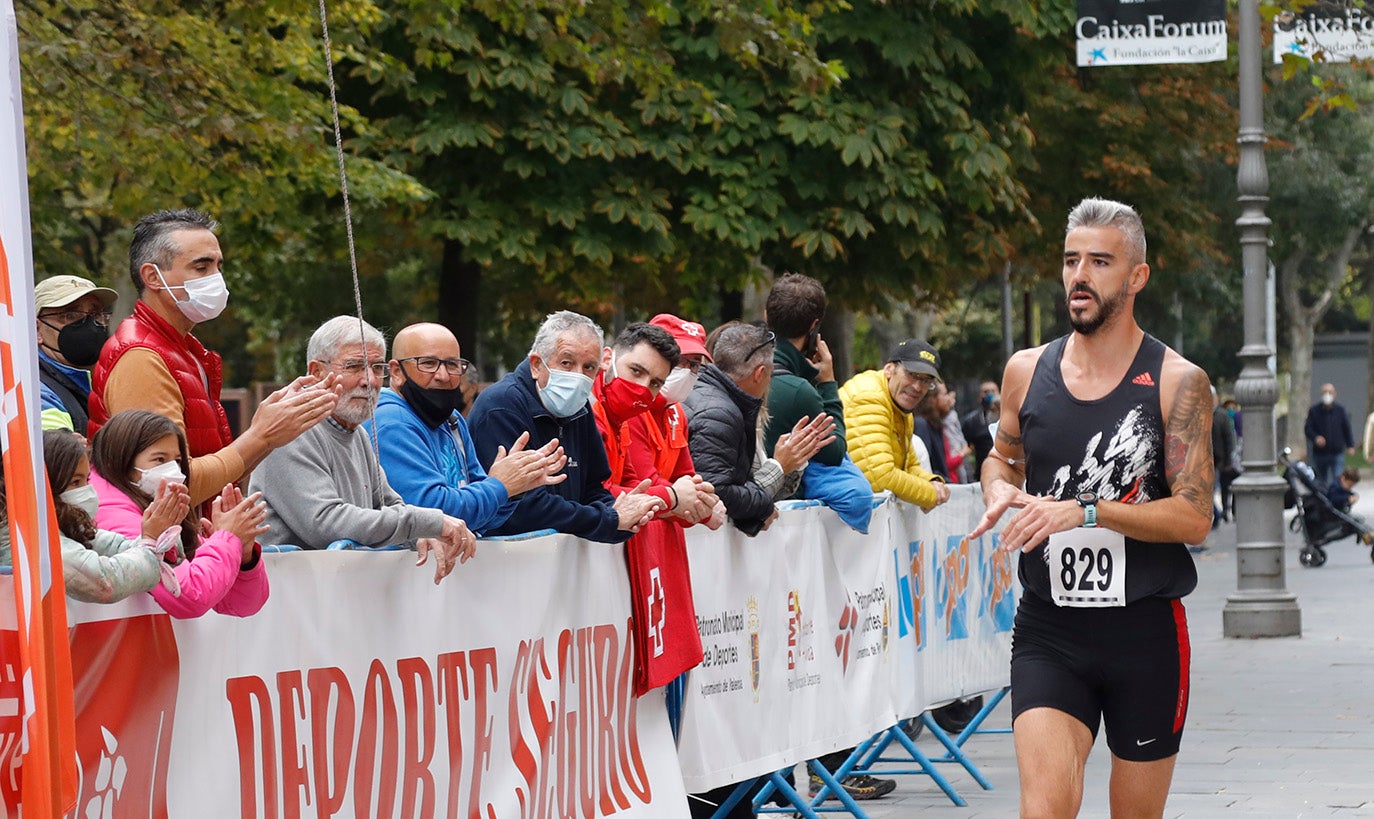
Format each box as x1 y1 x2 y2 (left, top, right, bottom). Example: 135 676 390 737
677 490 1015 793
2 536 689 819
1077 0 1228 67
1274 4 1374 63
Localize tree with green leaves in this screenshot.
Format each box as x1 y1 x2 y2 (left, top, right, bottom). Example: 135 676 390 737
15 0 427 379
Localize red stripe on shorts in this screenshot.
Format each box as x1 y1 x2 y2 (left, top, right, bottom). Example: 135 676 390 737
1171 597 1190 734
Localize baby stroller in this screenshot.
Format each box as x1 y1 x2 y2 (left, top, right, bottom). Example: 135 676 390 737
1280 450 1374 567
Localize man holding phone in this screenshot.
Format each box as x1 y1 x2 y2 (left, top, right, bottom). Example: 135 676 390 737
762 272 896 802
762 273 848 470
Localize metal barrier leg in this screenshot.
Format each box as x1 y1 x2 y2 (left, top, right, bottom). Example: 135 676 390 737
708 778 761 819
850 724 966 806
666 673 686 743
966 686 1012 737
752 767 829 819
920 712 993 790
804 755 872 818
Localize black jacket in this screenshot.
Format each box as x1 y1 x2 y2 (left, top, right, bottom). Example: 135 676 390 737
684 364 774 536
1304 401 1353 455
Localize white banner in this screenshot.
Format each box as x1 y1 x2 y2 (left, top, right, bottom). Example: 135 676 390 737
1274 4 1374 63
676 488 1015 793
3 493 1017 813
1077 0 1228 67
2 535 690 819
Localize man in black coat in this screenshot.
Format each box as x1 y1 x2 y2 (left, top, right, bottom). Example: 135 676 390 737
1304 382 1355 491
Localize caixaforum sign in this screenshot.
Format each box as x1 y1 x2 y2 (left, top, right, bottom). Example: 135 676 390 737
1274 4 1374 63
1077 0 1228 67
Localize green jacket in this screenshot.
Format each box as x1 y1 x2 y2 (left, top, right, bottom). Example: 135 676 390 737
764 340 848 473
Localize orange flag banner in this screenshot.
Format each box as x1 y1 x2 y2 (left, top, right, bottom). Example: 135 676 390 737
1 0 80 813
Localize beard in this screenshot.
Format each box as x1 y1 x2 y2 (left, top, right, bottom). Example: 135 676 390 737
334 386 379 426
1066 282 1129 336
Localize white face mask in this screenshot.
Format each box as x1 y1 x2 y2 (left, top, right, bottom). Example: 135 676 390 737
60 484 100 521
537 367 594 418
1322 392 1335 406
154 265 229 323
135 460 186 496
659 366 699 405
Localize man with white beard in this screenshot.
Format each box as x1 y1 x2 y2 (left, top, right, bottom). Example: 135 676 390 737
251 316 475 583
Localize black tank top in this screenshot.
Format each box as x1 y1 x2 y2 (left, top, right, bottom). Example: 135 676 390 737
1018 333 1197 604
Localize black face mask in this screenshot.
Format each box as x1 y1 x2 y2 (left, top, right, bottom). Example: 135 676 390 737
43 315 108 368
398 377 465 428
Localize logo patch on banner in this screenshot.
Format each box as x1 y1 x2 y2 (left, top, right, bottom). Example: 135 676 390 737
935 535 971 640
647 568 667 658
895 539 926 648
747 597 761 701
834 597 857 673
979 534 1017 632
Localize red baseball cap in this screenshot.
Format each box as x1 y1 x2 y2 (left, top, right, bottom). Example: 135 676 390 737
649 313 711 362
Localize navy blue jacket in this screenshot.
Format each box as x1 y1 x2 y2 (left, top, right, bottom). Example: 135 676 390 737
466 360 627 542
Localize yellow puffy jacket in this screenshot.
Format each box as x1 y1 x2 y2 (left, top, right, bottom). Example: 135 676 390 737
839 368 943 510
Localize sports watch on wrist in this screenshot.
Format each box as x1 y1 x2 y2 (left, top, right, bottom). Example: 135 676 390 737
1076 491 1099 528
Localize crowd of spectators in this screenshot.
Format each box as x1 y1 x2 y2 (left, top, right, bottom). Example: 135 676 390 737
9 208 1011 810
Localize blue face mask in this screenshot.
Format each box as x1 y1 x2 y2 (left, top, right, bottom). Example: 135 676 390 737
538 367 594 418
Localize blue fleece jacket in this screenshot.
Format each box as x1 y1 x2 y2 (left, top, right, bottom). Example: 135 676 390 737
367 388 516 535
466 360 626 542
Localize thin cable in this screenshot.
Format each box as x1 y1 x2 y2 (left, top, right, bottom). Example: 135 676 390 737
316 0 364 325
317 0 385 481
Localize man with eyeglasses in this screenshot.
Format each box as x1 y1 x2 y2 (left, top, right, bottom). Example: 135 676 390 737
89 208 339 506
34 275 118 432
372 322 568 535
251 317 474 583
839 339 951 511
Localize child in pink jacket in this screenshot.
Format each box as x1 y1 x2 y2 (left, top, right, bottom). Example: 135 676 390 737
90 409 270 618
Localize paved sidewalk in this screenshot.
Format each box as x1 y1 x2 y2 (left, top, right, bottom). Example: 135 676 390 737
845 489 1374 818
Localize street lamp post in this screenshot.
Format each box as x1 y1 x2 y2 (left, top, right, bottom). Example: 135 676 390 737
1223 0 1301 638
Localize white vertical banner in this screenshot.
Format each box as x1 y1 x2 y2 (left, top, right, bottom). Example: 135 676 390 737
1274 4 1374 63
908 486 1017 706
677 492 1011 793
676 502 901 793
1077 0 1228 67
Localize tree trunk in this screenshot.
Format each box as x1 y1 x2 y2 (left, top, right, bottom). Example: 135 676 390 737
1364 237 1374 450
1287 318 1315 459
1280 225 1365 458
438 239 484 376
718 285 744 323
821 306 855 384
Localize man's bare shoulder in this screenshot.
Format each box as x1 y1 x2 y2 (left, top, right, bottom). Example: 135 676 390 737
1159 348 1211 422
1001 344 1052 396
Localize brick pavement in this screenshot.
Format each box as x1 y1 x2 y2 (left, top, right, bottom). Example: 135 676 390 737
826 488 1374 818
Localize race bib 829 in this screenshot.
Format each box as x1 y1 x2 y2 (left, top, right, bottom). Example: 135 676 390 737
1047 528 1126 607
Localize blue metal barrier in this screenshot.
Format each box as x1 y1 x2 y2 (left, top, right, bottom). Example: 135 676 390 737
325 539 408 552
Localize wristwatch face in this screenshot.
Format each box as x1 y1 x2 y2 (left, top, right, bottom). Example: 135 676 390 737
1076 491 1098 507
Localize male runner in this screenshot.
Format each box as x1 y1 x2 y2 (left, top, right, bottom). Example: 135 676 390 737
969 197 1213 818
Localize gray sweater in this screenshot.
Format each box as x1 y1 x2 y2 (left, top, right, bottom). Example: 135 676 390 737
251 418 445 550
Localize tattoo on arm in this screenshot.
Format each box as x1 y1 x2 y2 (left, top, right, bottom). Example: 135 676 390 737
1164 368 1215 520
996 428 1022 448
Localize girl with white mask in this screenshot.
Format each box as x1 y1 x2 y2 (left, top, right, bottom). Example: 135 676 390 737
42 429 185 604
89 410 272 619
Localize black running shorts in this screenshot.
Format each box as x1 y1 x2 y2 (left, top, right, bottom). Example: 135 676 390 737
1010 593 1190 762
